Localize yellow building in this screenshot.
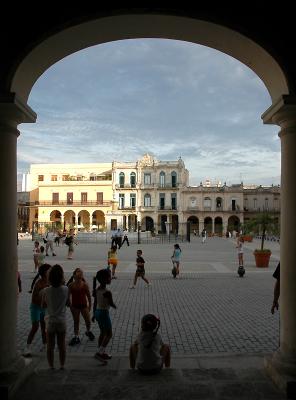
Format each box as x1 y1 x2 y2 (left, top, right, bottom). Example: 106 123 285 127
28 163 114 232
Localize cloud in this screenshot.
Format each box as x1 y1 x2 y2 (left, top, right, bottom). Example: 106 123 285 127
18 39 280 186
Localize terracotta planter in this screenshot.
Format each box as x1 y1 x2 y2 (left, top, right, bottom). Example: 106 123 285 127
254 250 271 268
243 235 253 242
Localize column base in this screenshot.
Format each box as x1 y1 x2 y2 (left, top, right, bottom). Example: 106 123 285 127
264 350 296 398
0 354 35 399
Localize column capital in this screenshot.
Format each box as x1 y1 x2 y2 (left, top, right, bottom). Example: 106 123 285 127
0 92 37 125
262 95 296 130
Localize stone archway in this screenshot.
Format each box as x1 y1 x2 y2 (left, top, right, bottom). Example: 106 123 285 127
187 216 199 233
1 10 295 384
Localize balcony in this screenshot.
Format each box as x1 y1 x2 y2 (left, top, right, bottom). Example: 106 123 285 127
118 206 136 211
187 206 199 212
34 200 112 207
158 206 178 211
139 205 155 212
157 183 179 189
115 184 137 189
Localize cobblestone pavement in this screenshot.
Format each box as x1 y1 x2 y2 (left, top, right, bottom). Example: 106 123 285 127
17 236 280 356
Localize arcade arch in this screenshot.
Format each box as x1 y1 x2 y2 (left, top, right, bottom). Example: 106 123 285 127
1 10 295 384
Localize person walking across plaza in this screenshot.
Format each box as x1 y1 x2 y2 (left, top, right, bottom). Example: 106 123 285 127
92 268 117 364
45 229 56 256
121 230 130 247
41 264 69 370
130 249 151 289
171 243 182 278
32 240 40 273
23 263 51 356
67 267 95 345
236 235 244 267
201 228 207 244
129 314 171 374
107 245 118 279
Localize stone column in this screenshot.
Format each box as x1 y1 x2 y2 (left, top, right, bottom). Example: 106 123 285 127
262 95 296 388
0 94 36 373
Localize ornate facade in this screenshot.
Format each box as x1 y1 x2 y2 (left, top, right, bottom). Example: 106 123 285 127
26 154 280 235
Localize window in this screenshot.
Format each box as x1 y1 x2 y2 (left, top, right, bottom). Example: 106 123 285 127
190 197 197 207
253 198 257 210
159 171 165 187
144 193 151 207
130 193 136 208
119 172 125 188
62 175 69 181
130 172 136 188
97 192 103 204
81 192 87 204
264 198 269 210
67 192 73 204
144 173 151 185
52 193 59 205
38 175 44 181
159 193 165 209
171 171 177 187
119 194 125 209
171 193 177 210
51 175 58 181
204 197 211 209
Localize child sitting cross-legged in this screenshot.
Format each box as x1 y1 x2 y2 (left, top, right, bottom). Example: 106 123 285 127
129 314 171 374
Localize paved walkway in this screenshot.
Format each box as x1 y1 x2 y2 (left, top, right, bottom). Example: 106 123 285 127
10 237 285 399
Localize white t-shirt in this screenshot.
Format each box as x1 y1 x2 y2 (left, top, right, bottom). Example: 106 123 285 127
136 331 164 371
46 232 55 241
42 286 69 323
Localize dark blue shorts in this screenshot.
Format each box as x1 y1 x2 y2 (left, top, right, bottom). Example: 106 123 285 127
95 309 112 332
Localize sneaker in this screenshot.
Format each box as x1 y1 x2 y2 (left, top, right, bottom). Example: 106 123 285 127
52 253 56 256
85 331 95 341
23 344 32 357
68 336 80 346
129 286 135 289
94 352 107 364
46 254 49 256
102 353 112 360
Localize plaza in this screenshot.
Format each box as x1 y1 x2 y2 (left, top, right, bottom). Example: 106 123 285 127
17 236 280 356
10 236 287 399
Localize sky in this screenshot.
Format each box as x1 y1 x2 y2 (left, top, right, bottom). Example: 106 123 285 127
17 38 281 187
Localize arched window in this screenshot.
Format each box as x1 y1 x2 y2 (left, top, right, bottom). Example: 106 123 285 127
171 171 177 187
144 193 151 207
130 172 136 188
119 172 125 188
159 171 165 187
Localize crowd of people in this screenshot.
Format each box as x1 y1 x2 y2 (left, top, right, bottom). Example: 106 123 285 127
18 227 280 373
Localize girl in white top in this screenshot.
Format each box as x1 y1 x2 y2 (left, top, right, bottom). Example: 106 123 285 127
41 264 69 370
129 314 171 374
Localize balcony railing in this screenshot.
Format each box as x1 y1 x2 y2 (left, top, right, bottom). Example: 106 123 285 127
118 206 136 211
115 184 137 189
158 206 178 211
33 201 112 207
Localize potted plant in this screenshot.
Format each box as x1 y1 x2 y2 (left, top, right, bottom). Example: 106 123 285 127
249 211 277 268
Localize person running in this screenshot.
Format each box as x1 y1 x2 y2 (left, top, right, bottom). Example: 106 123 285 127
92 268 116 364
130 249 151 289
236 235 244 266
171 244 182 278
107 245 118 279
41 264 69 370
67 268 95 345
65 228 77 259
23 263 51 356
32 240 40 273
129 314 171 374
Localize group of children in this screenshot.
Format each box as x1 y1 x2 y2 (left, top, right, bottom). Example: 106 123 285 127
24 248 171 373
